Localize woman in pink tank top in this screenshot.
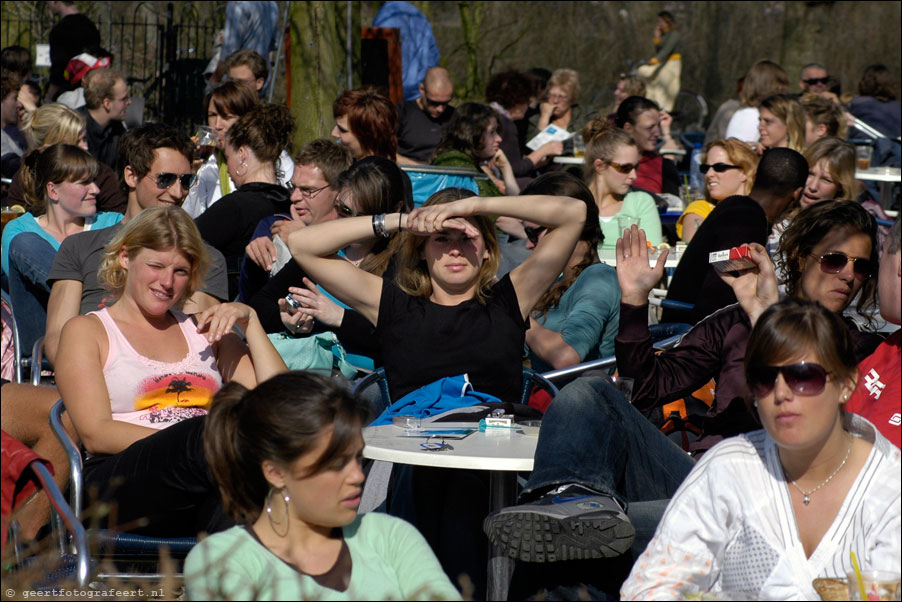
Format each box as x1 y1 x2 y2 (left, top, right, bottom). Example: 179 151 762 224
54 206 286 537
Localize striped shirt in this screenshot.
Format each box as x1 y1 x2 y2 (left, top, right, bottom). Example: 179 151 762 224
621 414 901 600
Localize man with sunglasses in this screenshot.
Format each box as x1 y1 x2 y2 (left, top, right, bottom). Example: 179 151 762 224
44 123 228 363
396 67 455 165
799 63 829 95
660 148 808 326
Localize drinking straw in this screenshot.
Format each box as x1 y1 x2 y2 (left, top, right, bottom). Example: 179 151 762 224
850 550 867 600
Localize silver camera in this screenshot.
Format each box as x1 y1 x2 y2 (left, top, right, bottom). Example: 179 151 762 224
284 293 302 311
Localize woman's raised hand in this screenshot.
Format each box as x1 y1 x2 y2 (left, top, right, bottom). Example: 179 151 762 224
406 199 481 237
718 242 779 327
616 225 669 306
196 302 257 342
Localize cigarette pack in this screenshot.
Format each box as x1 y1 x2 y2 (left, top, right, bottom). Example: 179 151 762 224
709 245 755 273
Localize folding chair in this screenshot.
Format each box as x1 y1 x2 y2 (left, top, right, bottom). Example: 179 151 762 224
1 289 45 385
48 401 196 582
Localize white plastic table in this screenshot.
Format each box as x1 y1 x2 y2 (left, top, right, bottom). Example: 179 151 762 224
855 166 902 182
363 424 538 600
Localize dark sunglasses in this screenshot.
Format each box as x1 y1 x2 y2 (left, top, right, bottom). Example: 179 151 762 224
424 95 453 108
524 225 547 244
608 161 638 174
152 172 197 190
700 162 741 174
803 77 830 86
747 362 829 399
333 196 358 217
815 252 873 280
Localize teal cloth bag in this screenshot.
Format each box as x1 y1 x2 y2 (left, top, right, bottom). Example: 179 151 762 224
267 331 358 379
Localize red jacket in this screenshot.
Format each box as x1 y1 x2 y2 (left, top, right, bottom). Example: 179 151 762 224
845 330 901 448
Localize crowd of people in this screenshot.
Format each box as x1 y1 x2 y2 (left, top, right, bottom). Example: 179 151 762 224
1 4 900 601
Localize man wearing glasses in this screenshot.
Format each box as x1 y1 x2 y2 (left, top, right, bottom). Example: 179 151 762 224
799 63 829 95
396 67 455 165
241 139 352 299
78 69 131 169
44 124 228 363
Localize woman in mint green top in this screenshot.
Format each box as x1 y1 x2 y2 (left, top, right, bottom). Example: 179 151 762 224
186 372 460 601
581 118 663 249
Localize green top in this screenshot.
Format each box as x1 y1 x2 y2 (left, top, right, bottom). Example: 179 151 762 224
431 150 501 197
597 190 664 250
185 513 462 601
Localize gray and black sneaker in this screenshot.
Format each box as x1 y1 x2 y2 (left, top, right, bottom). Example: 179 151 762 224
483 484 635 562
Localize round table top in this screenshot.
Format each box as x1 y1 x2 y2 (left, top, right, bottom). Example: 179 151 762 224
363 424 537 471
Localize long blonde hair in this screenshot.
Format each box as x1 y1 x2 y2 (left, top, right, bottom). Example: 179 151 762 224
803 137 857 201
759 94 806 152
394 188 499 305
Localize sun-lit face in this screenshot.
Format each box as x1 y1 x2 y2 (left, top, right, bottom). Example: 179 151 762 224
331 115 365 159
703 145 748 201
758 107 788 149
797 228 872 313
289 163 337 226
547 86 572 119
106 78 131 121
269 427 365 530
754 348 852 452
207 107 239 148
598 143 640 195
422 222 490 295
625 109 661 153
47 177 100 219
227 64 264 92
477 118 502 160
801 66 828 94
129 147 193 209
121 246 193 313
801 158 840 208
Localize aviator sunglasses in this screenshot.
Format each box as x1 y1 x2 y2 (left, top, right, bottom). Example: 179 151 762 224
814 252 873 280
747 362 829 398
152 173 197 190
700 162 741 174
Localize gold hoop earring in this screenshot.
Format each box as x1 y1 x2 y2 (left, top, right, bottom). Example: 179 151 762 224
235 161 247 177
266 487 290 537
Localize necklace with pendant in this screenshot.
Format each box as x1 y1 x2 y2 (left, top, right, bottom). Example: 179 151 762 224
783 439 852 506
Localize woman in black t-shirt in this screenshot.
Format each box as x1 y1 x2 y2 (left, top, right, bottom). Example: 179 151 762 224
288 188 586 402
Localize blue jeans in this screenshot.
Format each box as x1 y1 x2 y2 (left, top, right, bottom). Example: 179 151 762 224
524 376 695 505
8 233 55 353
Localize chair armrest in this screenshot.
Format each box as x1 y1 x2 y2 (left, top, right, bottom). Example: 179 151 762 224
49 400 84 518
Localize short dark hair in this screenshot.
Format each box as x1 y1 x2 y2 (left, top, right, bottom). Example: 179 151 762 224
223 49 268 82
485 70 532 110
858 64 897 102
615 96 659 128
1 70 22 100
204 80 259 119
332 86 398 160
1 46 32 78
117 123 194 195
294 139 353 188
226 103 295 169
751 147 808 197
204 372 369 523
432 102 498 164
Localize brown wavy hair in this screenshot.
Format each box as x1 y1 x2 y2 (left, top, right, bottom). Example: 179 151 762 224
332 86 398 160
20 144 101 215
394 188 499 304
740 60 789 108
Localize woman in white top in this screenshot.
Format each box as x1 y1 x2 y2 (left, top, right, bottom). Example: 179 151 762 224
184 81 294 218
621 298 900 601
581 118 662 249
725 60 790 145
55 206 286 536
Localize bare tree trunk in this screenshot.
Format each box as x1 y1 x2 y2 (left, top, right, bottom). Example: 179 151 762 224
780 1 835 93
289 1 347 148
458 1 484 99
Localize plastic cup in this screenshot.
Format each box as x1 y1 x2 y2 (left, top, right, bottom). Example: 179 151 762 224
195 125 219 160
856 145 873 171
847 570 901 601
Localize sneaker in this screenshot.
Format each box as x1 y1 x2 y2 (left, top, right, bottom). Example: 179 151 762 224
483 484 635 562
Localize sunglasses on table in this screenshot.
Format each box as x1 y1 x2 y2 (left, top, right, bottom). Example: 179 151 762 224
333 196 358 218
700 162 741 174
803 77 830 86
524 226 547 244
747 362 829 398
151 173 197 190
814 252 873 280
608 161 638 174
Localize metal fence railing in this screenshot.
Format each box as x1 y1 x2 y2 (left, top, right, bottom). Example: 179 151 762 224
1 1 225 130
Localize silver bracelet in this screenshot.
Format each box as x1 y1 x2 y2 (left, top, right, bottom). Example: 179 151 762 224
372 213 390 238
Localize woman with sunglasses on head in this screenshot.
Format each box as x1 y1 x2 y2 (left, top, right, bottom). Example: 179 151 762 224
185 371 460 601
54 206 287 537
521 172 620 371
582 117 663 249
677 138 758 242
621 298 900 600
195 104 296 299
3 144 123 353
183 82 295 219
